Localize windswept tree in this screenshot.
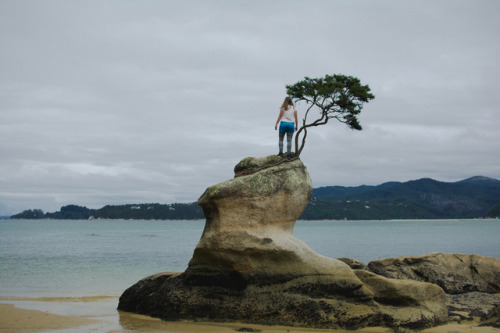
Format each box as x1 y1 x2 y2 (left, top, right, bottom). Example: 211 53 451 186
286 74 375 157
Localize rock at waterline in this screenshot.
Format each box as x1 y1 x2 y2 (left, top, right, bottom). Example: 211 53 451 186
118 155 447 329
366 252 500 327
368 252 500 294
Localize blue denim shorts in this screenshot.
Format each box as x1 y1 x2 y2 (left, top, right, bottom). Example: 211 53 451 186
279 122 295 133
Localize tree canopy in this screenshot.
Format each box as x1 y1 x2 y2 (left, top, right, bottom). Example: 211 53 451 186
286 74 375 157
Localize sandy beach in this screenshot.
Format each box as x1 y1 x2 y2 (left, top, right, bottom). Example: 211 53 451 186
0 303 97 332
1 301 499 333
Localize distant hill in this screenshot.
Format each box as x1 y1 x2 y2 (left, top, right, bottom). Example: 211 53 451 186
9 176 500 220
302 176 500 220
10 203 204 220
93 203 203 220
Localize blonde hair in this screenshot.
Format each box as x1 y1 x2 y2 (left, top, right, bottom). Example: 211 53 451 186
280 97 294 110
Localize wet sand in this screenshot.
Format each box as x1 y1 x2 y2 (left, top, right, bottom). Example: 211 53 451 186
115 310 392 333
0 303 97 332
114 312 500 333
1 302 499 333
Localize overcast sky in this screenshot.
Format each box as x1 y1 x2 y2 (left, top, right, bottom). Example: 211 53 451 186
1 0 499 216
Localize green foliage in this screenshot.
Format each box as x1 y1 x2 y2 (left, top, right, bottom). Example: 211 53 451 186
93 203 203 220
11 205 96 219
286 74 374 156
286 74 374 129
52 205 96 219
10 209 45 219
11 203 204 220
486 203 500 218
301 177 500 220
301 198 430 220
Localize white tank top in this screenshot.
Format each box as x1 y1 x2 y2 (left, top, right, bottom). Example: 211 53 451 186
281 106 296 123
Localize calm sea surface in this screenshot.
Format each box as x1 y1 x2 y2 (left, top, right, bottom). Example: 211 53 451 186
0 219 499 332
1 219 499 298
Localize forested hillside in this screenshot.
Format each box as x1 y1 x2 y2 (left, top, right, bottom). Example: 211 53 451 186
302 176 500 220
9 176 500 220
10 203 204 220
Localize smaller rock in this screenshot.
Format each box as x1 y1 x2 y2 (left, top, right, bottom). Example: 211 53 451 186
337 257 369 271
446 292 500 321
368 253 500 294
354 270 446 314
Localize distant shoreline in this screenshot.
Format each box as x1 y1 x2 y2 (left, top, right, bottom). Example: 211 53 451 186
7 176 500 220
3 217 498 222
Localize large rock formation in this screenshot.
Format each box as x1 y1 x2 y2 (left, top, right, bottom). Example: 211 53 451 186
118 156 447 329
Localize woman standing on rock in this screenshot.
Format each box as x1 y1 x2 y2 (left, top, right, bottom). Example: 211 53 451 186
275 96 298 158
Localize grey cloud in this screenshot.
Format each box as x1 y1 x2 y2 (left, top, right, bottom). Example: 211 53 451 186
1 0 499 215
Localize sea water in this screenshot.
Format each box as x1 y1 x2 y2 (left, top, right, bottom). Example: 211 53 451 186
1 219 500 298
0 219 499 331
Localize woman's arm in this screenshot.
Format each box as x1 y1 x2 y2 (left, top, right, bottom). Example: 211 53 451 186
275 109 284 130
294 109 298 131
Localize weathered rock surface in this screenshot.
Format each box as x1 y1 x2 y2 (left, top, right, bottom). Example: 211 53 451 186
338 257 369 271
118 156 447 329
188 155 330 282
368 252 500 294
446 292 500 323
